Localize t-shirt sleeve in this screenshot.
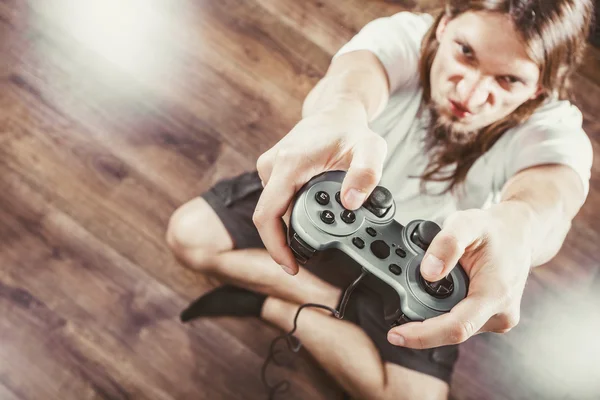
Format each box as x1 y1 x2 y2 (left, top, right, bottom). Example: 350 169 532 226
504 101 593 201
333 12 434 93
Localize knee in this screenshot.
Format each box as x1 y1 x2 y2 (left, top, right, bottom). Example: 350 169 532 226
166 198 233 266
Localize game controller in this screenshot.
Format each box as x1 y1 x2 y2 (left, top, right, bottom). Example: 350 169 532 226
287 170 469 327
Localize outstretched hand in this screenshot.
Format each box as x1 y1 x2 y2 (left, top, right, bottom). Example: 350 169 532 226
387 204 534 348
253 102 387 275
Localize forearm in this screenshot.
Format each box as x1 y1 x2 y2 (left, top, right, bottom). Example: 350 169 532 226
495 165 585 267
302 51 390 122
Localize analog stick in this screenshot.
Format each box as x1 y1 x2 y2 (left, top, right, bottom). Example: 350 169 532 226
410 220 441 250
412 221 456 298
419 274 455 299
364 186 394 217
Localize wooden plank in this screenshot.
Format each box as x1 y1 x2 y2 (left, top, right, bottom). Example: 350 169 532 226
0 162 328 399
254 0 410 55
18 0 327 153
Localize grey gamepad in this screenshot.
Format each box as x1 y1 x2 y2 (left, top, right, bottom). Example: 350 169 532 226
287 170 469 327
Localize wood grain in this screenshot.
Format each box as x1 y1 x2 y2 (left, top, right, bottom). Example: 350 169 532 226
1 0 599 399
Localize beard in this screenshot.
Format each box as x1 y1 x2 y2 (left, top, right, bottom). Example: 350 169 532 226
427 102 478 146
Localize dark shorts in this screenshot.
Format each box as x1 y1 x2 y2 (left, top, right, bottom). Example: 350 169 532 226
201 170 459 385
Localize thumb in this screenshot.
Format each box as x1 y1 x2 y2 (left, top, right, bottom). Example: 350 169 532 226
420 211 484 281
340 134 387 210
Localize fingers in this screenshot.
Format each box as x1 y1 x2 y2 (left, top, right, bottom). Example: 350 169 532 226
256 148 276 185
253 164 301 275
477 309 521 334
387 293 494 349
255 130 386 274
340 134 387 210
420 210 486 281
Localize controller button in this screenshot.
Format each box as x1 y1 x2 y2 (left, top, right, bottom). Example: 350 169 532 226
389 264 402 275
340 210 356 224
366 227 377 237
370 240 390 259
364 186 394 217
352 237 365 249
335 191 342 205
396 313 413 325
320 210 335 224
289 233 316 265
315 191 330 205
395 248 406 258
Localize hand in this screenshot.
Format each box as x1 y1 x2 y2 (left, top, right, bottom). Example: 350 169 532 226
387 202 535 348
253 99 387 275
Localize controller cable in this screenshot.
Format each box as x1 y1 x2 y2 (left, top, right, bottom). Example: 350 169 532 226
260 270 369 399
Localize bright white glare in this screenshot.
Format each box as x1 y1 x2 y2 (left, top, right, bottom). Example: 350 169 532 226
59 0 171 76
519 294 600 398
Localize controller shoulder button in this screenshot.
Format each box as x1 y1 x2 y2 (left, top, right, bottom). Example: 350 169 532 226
289 233 316 265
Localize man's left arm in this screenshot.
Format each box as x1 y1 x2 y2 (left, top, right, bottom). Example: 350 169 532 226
498 164 585 267
386 164 586 349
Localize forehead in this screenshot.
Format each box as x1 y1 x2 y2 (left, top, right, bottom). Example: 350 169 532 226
445 11 539 78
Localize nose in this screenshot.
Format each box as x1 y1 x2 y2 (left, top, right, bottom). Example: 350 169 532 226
457 73 491 111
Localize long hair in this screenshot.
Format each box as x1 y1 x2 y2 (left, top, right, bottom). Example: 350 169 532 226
418 0 595 194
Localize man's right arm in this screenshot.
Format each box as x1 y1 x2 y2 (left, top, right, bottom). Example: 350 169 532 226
253 50 392 274
302 50 391 122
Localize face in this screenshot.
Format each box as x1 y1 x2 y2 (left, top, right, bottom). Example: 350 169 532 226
429 11 542 137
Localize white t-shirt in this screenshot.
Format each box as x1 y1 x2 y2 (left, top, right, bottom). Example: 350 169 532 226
334 12 593 226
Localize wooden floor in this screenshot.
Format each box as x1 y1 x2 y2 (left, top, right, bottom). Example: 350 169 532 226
1 1 599 399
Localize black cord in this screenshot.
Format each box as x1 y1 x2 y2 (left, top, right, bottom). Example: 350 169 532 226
261 270 369 399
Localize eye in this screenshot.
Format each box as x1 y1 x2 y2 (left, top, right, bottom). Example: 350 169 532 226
457 42 474 58
499 76 521 85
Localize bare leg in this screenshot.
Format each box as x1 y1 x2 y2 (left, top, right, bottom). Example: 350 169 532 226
261 297 450 400
166 197 341 307
209 248 342 307
167 197 450 400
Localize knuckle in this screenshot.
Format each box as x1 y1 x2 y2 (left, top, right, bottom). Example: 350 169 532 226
256 153 270 173
252 206 266 228
275 148 296 161
491 310 520 334
502 311 520 330
450 319 474 343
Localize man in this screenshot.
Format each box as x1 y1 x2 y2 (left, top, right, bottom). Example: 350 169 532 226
166 1 594 398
